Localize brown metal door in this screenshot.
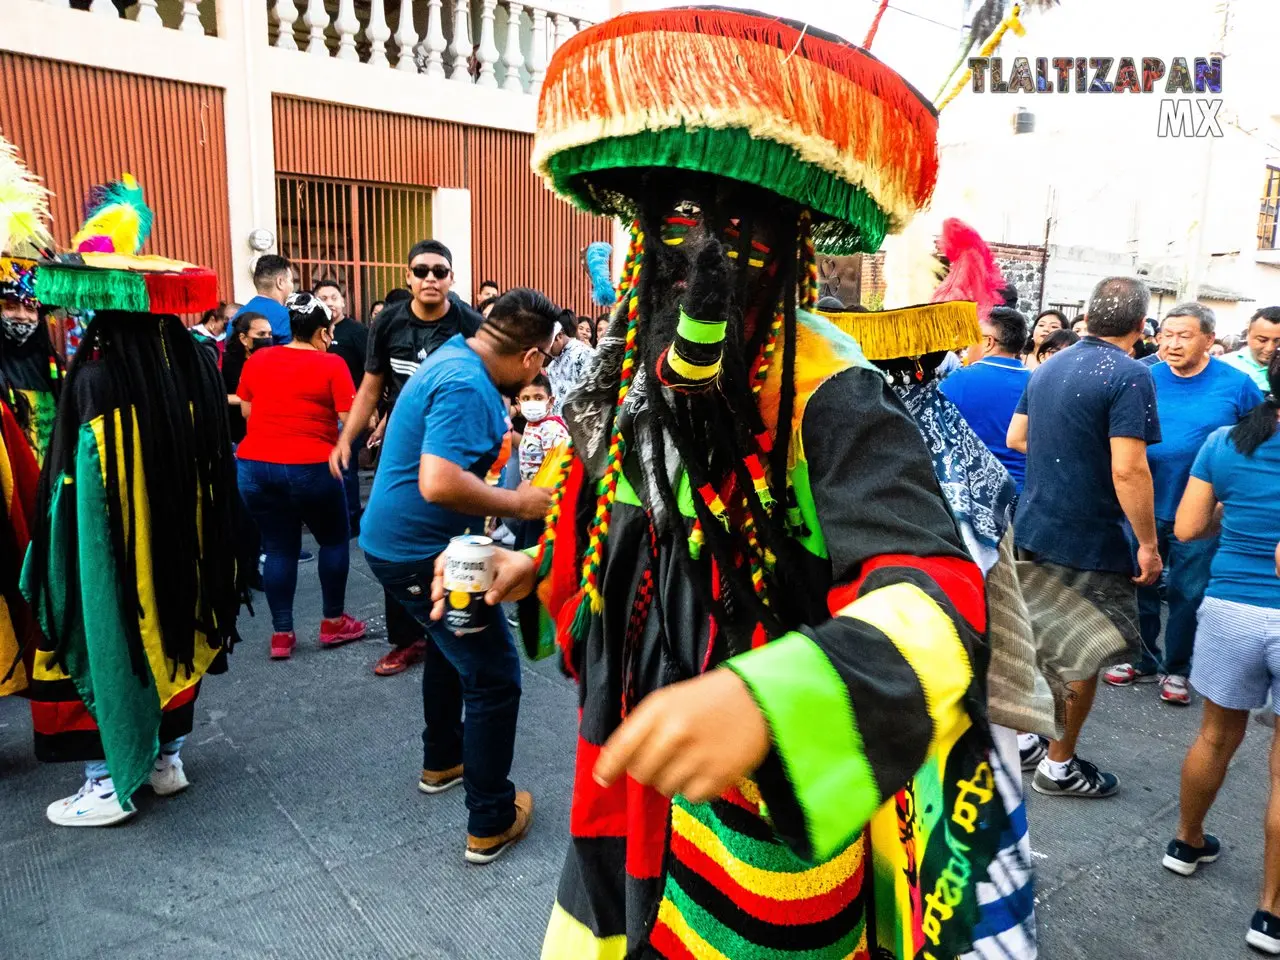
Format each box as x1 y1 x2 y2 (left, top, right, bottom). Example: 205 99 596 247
276 174 432 320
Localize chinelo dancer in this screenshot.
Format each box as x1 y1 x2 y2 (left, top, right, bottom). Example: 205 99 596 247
19 175 245 827
431 9 1018 959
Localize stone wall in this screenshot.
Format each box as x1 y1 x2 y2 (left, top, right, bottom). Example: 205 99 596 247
990 242 1045 317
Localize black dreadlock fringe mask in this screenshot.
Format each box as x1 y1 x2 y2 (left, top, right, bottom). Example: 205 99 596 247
27 311 245 681
588 172 824 658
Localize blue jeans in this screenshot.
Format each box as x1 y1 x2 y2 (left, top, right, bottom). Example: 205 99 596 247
341 429 365 538
1135 518 1217 678
367 553 521 838
86 737 184 781
238 459 350 632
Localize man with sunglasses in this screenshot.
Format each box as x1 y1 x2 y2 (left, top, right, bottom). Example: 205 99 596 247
542 308 595 416
330 239 483 676
940 305 1031 492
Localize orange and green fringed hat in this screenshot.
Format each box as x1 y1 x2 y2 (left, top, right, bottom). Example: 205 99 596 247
532 7 940 255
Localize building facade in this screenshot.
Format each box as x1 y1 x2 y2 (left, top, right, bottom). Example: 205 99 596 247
4 0 614 316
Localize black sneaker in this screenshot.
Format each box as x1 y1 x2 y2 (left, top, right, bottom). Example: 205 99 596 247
1020 735 1048 771
1248 911 1280 955
1031 756 1119 798
1162 834 1220 876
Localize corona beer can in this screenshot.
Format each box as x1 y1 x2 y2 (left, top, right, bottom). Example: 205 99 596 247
442 535 496 635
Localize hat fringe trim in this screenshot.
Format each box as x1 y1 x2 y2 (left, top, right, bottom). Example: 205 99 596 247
820 301 981 361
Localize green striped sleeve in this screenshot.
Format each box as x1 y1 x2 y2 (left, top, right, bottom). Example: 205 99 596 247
725 631 881 861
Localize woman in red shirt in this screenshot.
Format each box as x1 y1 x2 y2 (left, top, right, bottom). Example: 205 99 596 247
236 292 365 659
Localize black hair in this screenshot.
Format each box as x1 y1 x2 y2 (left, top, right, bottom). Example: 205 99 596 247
287 293 333 342
253 254 291 291
1034 308 1068 327
999 284 1020 308
556 307 578 339
1164 301 1215 335
407 239 452 266
384 288 411 305
523 373 551 393
1229 351 1280 457
1036 328 1079 360
482 288 560 355
26 312 244 681
1085 276 1150 338
479 279 499 291
199 302 230 327
371 299 384 310
312 278 344 297
987 306 1028 354
1250 306 1280 328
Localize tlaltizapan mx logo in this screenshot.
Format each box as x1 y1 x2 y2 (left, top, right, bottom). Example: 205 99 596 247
966 56 1224 138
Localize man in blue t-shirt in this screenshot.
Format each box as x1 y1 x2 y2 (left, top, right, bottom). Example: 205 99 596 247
232 254 295 344
360 289 557 865
1104 303 1263 704
939 305 1030 490
1008 276 1163 800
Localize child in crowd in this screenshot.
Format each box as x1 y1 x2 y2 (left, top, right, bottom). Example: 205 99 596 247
516 374 569 482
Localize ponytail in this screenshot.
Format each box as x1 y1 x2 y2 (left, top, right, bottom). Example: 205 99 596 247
1229 353 1280 457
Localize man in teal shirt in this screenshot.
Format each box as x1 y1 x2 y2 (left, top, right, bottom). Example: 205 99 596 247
1222 306 1280 391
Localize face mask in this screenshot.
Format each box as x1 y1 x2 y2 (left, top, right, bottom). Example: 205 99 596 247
1 315 38 345
249 336 272 352
520 399 548 423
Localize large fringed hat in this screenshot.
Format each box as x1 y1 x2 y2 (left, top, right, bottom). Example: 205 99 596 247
531 6 940 254
30 174 218 315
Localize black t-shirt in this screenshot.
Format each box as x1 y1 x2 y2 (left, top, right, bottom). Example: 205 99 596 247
330 317 367 389
222 343 250 445
365 297 483 407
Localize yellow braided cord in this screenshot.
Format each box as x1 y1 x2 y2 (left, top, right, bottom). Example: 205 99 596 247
936 4 1026 113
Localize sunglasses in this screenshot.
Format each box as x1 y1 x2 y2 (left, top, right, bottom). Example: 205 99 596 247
411 264 451 280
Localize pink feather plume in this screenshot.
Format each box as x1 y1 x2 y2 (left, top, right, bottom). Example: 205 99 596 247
930 218 1007 321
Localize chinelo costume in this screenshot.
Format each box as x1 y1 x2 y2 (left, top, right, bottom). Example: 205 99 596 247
530 9 1019 960
16 175 244 826
0 134 52 699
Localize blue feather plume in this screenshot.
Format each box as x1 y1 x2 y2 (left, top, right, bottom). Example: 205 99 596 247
585 242 615 307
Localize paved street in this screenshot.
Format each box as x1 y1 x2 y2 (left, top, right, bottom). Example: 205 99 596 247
0 538 1273 960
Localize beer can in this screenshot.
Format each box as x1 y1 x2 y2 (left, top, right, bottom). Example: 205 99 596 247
442 535 496 635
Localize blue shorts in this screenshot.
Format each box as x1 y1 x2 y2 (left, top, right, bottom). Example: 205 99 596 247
1190 595 1280 713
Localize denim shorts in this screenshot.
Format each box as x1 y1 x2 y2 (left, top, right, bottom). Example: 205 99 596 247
1191 595 1280 713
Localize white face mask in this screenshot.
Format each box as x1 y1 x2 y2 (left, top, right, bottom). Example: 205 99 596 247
520 399 548 423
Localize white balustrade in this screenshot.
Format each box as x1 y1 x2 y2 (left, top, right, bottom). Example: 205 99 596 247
367 0 392 66
304 0 330 55
500 1 525 93
42 0 72 7
475 0 500 88
88 0 117 16
333 0 360 60
394 0 420 70
449 0 472 82
527 6 548 95
422 0 448 77
274 0 299 49
179 0 203 32
251 0 593 92
133 0 163 25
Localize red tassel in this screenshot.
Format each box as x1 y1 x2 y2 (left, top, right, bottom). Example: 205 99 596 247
144 269 220 316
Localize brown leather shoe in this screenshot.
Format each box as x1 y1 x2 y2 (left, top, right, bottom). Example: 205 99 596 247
418 765 463 794
465 791 533 864
374 639 427 676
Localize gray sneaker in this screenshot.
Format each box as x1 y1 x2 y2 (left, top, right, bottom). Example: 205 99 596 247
1032 756 1119 798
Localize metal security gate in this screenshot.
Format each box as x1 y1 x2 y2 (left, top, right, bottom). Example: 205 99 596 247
275 175 433 320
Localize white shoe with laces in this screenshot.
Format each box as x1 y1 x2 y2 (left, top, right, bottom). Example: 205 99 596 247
46 777 136 827
150 754 190 796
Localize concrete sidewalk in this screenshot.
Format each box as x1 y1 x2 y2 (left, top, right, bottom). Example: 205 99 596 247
0 545 1272 959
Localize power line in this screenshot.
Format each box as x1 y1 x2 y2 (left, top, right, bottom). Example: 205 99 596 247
875 1 960 31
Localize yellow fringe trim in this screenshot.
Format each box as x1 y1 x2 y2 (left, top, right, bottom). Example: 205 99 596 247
819 301 981 361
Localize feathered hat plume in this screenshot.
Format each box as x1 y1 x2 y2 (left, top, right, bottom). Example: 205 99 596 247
584 241 615 307
931 218 1007 321
0 133 53 258
72 173 153 255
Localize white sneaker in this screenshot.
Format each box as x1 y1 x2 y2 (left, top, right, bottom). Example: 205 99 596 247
46 778 136 827
150 754 190 796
